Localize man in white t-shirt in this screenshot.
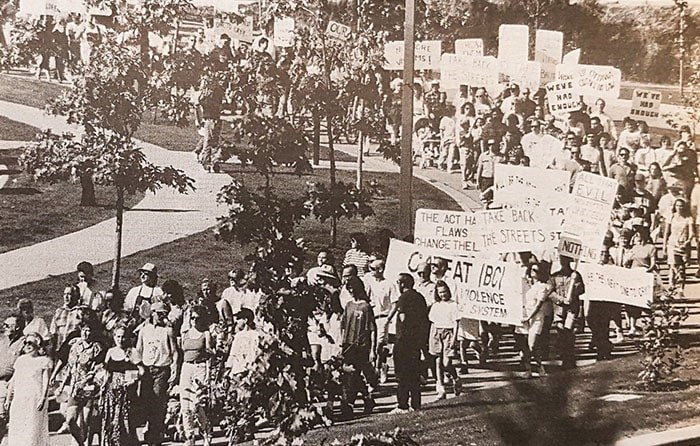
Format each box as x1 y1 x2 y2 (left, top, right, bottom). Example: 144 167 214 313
363 259 399 383
221 269 247 315
590 98 618 142
125 263 164 320
438 105 457 171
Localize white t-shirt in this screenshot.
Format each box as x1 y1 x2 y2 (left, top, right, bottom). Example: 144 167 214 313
222 286 246 314
429 300 459 329
362 274 397 316
226 329 259 374
440 116 456 143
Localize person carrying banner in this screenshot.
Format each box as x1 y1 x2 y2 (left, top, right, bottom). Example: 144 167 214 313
518 262 552 377
549 256 585 370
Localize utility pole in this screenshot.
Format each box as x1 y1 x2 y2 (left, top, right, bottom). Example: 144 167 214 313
399 0 415 238
675 0 688 96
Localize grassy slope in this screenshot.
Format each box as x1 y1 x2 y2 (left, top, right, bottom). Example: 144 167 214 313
0 116 42 141
0 168 460 323
305 345 700 445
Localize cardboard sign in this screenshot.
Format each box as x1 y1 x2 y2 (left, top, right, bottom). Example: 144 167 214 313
562 49 581 65
384 40 442 70
559 172 617 262
455 38 483 57
440 54 499 90
498 24 529 62
385 239 524 325
499 60 541 92
493 164 570 207
555 64 621 99
414 207 562 255
326 20 351 42
273 16 295 47
545 79 580 115
578 264 653 308
630 89 662 120
535 30 563 85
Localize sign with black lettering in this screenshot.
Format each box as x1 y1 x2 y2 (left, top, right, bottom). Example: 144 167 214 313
630 89 662 119
578 263 653 308
385 239 524 325
326 20 351 42
545 79 580 115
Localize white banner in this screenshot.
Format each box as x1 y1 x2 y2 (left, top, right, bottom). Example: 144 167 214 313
384 40 442 70
273 17 295 47
630 89 662 120
455 38 484 57
562 49 581 65
440 54 499 90
414 207 562 255
535 30 563 86
498 24 529 62
326 20 351 41
385 239 524 325
499 60 541 92
559 172 617 262
555 64 621 100
578 264 653 308
493 164 570 207
545 79 581 115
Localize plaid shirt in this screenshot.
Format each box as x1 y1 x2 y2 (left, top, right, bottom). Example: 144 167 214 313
50 305 82 349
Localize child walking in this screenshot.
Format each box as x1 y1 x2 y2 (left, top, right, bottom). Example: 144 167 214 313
428 280 461 399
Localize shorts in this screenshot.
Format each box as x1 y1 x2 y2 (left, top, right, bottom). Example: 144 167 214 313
375 316 389 346
457 318 479 341
428 326 455 363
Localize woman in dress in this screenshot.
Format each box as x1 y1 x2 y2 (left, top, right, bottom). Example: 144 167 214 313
664 198 696 296
101 325 141 446
53 319 105 446
624 226 657 335
5 334 51 446
179 305 214 446
518 263 551 378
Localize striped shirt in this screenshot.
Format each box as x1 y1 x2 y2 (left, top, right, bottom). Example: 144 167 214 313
343 249 371 276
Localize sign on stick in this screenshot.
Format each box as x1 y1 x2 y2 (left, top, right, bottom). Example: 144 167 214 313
630 89 662 119
455 38 483 57
498 24 529 62
578 263 653 308
384 40 442 70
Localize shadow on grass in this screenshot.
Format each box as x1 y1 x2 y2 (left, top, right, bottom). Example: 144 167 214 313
0 187 42 195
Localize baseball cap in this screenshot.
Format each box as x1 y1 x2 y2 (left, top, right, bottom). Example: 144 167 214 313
138 263 158 275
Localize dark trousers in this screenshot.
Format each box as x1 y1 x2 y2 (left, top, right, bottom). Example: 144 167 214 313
141 365 170 445
539 315 554 360
342 344 377 405
588 302 614 359
556 327 576 368
394 344 422 410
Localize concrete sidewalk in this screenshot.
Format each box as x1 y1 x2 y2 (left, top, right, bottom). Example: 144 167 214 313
0 100 231 291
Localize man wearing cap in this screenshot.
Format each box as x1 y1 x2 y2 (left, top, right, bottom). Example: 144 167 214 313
423 80 442 133
549 255 585 370
134 301 179 446
632 173 657 226
363 259 399 384
125 263 164 321
0 314 25 438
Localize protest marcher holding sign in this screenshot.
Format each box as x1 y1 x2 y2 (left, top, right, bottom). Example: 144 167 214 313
586 249 616 360
516 262 552 378
623 227 657 336
663 198 695 297
549 256 584 370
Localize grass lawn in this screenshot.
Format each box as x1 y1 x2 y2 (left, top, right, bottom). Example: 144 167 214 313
305 342 700 446
0 115 42 141
0 168 459 323
0 169 143 254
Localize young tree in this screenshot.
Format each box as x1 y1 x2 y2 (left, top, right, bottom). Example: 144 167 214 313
21 41 194 288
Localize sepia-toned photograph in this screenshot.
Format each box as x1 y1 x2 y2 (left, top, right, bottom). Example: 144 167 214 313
0 0 699 444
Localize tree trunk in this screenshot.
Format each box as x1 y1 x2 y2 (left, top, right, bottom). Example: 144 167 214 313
357 132 363 190
139 26 149 67
111 186 125 290
327 114 337 246
312 113 320 166
80 172 97 206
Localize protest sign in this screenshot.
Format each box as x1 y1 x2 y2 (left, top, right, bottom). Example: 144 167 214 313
555 64 621 100
440 54 499 90
499 60 541 92
455 38 484 57
630 89 662 120
414 207 562 255
562 49 581 65
493 164 570 207
273 16 295 47
385 239 524 325
559 172 617 262
384 40 442 70
535 30 563 85
498 24 529 62
578 263 653 308
545 79 580 115
326 20 351 42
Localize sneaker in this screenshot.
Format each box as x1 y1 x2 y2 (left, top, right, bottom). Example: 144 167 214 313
538 365 547 376
613 333 624 344
436 391 447 400
454 379 463 396
524 370 532 379
389 407 409 415
57 422 70 434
